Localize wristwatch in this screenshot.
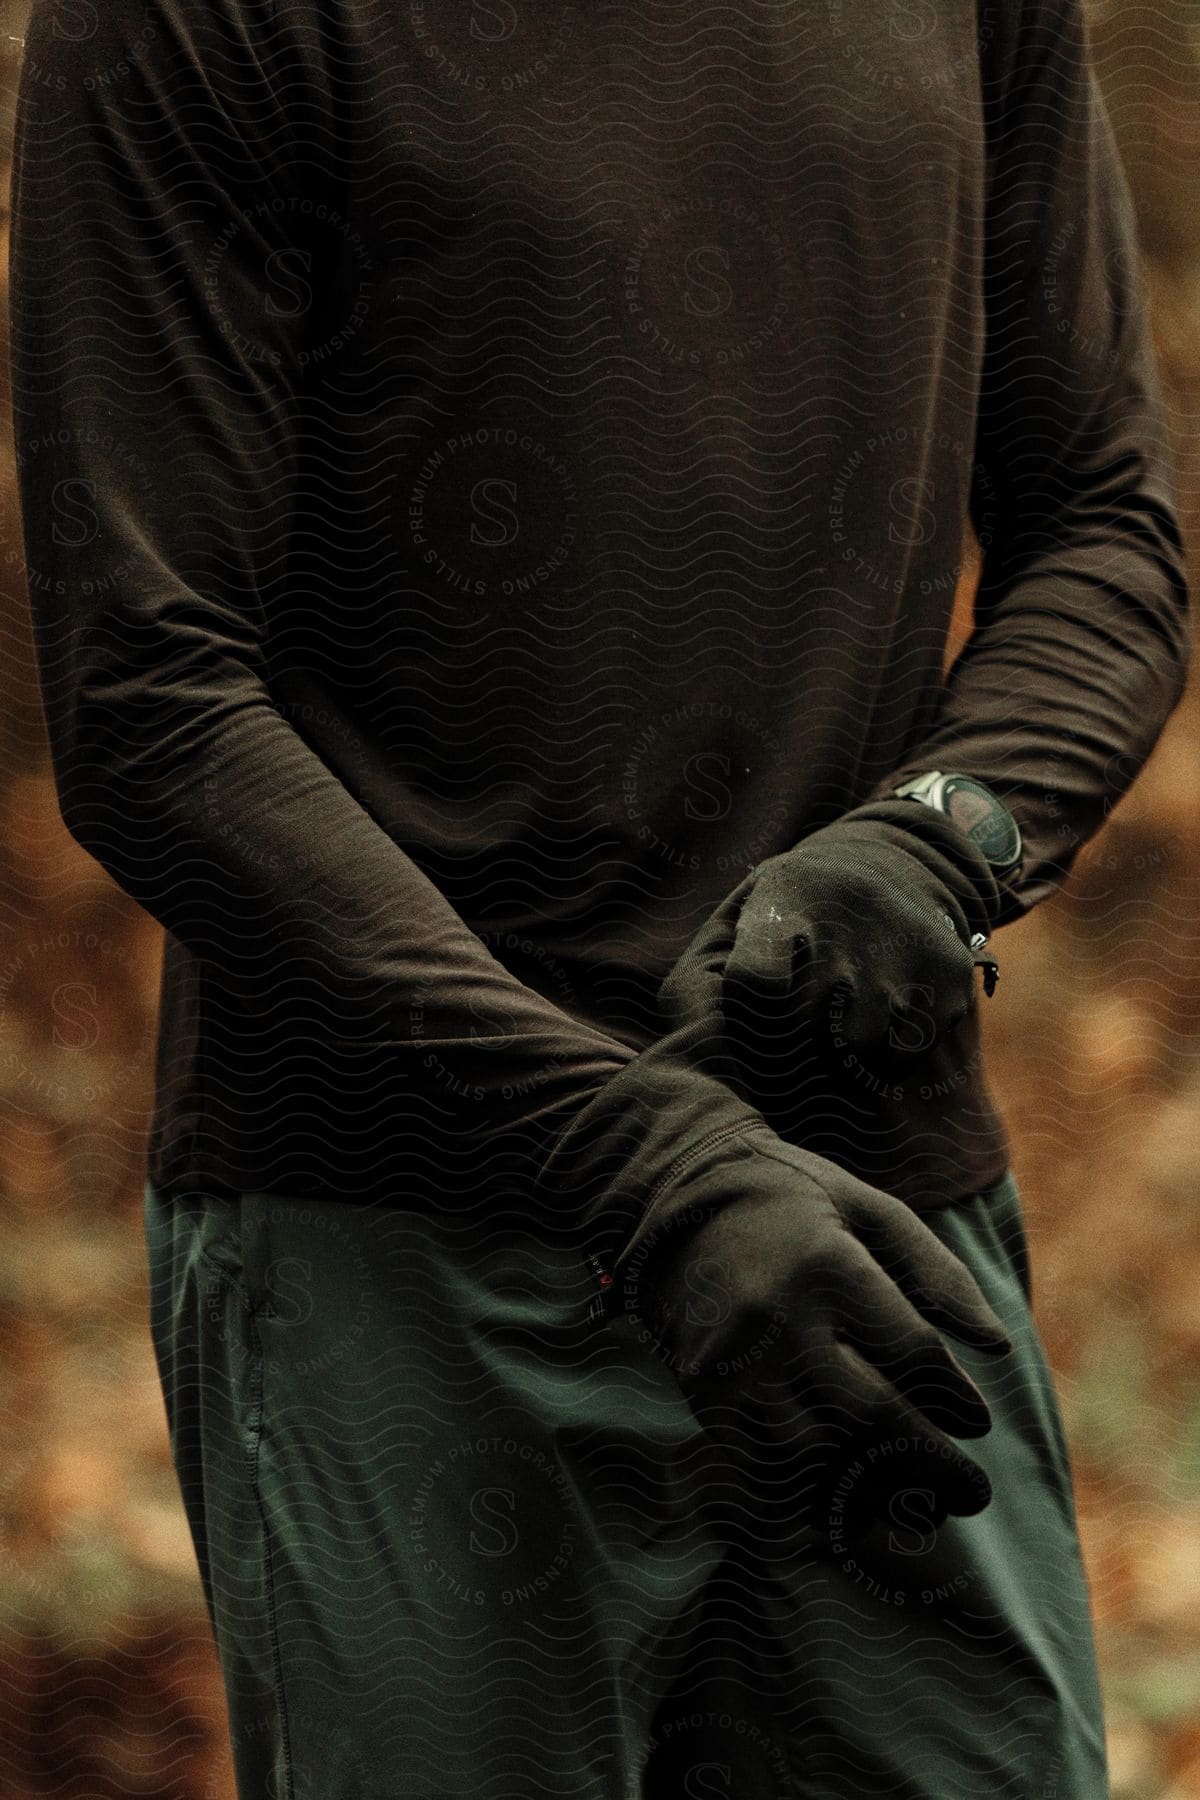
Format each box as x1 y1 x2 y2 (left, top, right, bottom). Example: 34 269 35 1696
892 772 1022 988
892 770 1023 882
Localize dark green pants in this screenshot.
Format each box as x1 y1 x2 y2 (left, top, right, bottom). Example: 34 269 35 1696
143 1165 1109 1798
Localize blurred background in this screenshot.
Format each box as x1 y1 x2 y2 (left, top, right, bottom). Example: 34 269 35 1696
1 1 1199 1795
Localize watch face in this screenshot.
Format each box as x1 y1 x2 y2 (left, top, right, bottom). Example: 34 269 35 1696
942 776 1022 872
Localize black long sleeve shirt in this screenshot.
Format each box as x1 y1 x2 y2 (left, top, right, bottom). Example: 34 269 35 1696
7 0 1190 1212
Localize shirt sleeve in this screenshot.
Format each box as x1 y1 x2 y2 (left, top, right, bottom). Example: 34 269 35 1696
864 0 1192 923
7 0 636 1159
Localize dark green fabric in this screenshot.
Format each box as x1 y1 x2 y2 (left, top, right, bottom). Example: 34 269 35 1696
143 1167 1108 1799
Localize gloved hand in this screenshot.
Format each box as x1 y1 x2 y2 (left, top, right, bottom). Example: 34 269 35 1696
677 797 1005 1112
628 1122 1011 1536
526 937 1013 1530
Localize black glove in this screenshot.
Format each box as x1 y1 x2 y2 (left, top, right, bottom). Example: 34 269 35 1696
630 1123 1011 1539
681 798 1004 1114
526 945 1013 1531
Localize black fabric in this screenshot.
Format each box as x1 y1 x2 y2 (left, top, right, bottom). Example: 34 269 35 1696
606 1123 1014 1522
528 885 1013 1525
8 0 1190 1210
681 798 1005 1133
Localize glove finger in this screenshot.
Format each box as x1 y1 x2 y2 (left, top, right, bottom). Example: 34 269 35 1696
789 938 856 1034
836 1183 1013 1356
697 1357 992 1533
828 1270 994 1438
755 1341 994 1520
830 1345 995 1519
824 968 893 1056
687 1349 992 1537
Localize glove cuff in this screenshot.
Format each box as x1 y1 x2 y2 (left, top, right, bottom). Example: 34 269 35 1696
527 1015 771 1298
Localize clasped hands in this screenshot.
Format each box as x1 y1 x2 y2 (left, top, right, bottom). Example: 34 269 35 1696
628 796 1009 1535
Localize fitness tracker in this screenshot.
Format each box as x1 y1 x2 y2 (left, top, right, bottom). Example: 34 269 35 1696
892 771 1023 883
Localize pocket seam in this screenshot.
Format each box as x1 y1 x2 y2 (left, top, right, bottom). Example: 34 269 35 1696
194 1244 251 1306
